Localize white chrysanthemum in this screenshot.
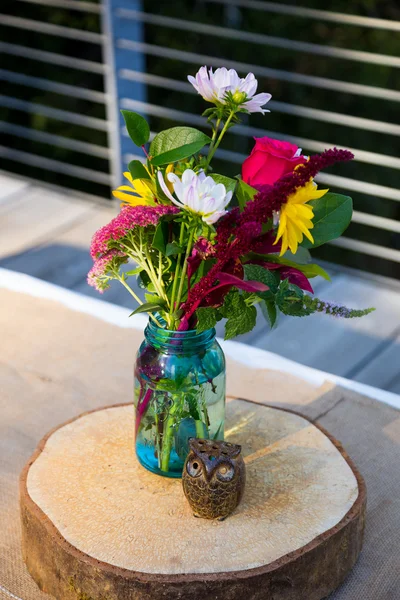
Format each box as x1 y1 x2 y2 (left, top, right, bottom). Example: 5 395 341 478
157 169 232 225
188 66 271 114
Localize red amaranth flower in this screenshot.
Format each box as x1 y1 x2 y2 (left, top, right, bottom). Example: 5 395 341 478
180 148 354 326
90 205 179 259
187 237 216 289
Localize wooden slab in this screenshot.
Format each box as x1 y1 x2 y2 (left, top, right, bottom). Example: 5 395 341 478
20 400 365 600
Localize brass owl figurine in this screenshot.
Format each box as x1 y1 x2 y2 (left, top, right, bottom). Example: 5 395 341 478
182 438 246 520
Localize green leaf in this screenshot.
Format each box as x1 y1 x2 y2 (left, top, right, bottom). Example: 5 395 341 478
275 281 312 317
283 247 311 265
166 241 184 257
196 307 218 333
150 127 211 166
236 179 258 211
260 255 331 281
302 193 353 248
125 267 142 276
129 302 164 317
187 396 201 421
213 422 223 440
211 174 237 194
152 221 168 254
121 110 150 147
261 300 277 328
128 160 150 181
221 290 257 340
243 263 279 296
299 263 331 281
137 270 151 290
225 303 257 340
144 294 164 304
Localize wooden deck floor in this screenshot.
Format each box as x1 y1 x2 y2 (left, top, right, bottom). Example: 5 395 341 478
1 171 399 394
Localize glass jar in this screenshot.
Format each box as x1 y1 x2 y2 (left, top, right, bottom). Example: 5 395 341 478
134 319 226 478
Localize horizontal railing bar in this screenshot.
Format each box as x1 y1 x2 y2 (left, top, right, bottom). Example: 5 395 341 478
0 122 110 159
0 42 106 74
352 211 400 233
329 237 400 263
14 0 101 12
316 173 400 202
0 146 111 184
269 101 400 137
119 98 400 170
117 9 400 68
0 69 107 103
1 15 104 44
117 39 400 103
204 0 400 32
0 95 109 131
119 68 400 137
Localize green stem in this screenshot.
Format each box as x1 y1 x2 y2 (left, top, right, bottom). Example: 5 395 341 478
116 275 163 328
208 116 221 154
169 221 186 320
204 111 235 170
145 248 168 302
160 398 181 472
195 420 206 438
119 239 168 310
174 227 195 312
158 251 163 285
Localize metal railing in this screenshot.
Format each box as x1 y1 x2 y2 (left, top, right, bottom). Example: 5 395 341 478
0 0 118 194
0 0 399 275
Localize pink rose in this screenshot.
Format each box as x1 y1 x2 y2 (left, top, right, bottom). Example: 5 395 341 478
242 137 306 187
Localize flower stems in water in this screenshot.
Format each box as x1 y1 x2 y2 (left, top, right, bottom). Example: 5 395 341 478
175 227 195 315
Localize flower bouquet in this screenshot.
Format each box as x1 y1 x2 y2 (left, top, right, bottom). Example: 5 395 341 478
88 66 373 477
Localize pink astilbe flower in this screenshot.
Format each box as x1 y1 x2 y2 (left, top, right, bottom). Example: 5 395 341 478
87 249 127 293
90 205 179 259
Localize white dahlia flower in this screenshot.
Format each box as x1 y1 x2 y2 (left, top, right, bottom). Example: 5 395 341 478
188 66 271 114
157 169 233 225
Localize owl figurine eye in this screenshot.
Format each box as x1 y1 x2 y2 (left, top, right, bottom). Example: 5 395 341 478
216 463 235 482
187 459 202 477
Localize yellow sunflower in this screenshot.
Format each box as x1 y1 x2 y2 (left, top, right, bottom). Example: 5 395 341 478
274 179 328 256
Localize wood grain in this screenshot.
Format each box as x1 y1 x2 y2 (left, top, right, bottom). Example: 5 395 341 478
20 400 366 600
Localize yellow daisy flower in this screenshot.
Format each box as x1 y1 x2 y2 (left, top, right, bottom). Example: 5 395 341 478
274 179 328 256
112 169 157 207
112 164 175 207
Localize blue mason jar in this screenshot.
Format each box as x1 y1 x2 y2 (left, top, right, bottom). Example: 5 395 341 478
134 319 226 478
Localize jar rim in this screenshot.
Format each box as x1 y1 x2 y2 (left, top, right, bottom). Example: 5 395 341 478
145 316 216 350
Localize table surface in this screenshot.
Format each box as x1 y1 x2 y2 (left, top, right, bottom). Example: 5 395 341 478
0 270 399 600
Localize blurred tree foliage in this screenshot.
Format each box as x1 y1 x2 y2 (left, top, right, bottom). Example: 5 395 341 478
0 0 399 276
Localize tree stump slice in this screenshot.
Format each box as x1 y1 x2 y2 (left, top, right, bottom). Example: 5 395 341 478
20 399 366 600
